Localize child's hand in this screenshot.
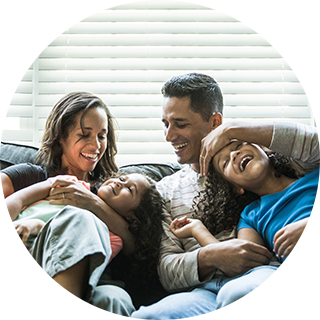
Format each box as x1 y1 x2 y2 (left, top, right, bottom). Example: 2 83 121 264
273 218 308 259
13 219 45 244
170 217 204 239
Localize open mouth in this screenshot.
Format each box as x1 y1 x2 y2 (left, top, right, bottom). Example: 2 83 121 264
81 152 99 161
172 142 188 151
240 156 253 172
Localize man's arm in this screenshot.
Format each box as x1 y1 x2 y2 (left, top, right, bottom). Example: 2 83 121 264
159 214 273 290
270 122 319 174
170 217 273 280
200 121 319 177
170 217 272 280
198 238 273 279
158 215 205 292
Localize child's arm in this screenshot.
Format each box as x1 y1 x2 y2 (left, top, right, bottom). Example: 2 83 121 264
170 217 219 246
13 219 45 244
237 228 265 247
43 177 136 256
6 179 52 221
273 218 308 259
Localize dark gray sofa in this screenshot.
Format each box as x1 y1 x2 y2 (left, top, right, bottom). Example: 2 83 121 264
0 141 183 308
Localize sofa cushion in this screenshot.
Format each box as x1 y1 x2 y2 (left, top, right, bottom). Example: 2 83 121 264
0 142 39 170
120 162 182 182
0 141 182 181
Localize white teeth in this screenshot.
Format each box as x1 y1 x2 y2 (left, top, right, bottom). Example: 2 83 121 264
240 156 253 172
173 142 188 150
82 153 98 160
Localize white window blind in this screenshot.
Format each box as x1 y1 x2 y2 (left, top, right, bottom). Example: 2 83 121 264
4 1 314 167
0 0 34 142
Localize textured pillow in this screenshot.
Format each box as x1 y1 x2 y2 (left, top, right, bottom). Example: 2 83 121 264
120 162 183 182
0 142 38 170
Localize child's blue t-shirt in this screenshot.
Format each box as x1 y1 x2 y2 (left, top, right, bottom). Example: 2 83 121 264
237 168 319 262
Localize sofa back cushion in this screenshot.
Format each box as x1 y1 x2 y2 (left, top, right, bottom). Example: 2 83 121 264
119 162 182 182
0 142 38 170
0 142 182 180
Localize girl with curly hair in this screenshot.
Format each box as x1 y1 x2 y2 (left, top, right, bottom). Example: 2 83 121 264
171 140 318 262
7 172 164 299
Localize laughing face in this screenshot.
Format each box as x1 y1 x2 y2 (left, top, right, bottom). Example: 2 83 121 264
162 96 217 171
59 107 108 180
97 173 149 220
212 141 271 193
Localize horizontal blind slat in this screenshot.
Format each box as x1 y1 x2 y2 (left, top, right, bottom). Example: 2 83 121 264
5 2 313 165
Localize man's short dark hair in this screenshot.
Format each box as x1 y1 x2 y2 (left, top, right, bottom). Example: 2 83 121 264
161 73 223 121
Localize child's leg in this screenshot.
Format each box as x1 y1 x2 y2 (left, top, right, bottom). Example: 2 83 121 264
40 257 88 320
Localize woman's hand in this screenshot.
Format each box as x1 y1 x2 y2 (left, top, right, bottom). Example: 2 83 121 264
46 176 97 212
47 176 135 256
273 218 308 259
13 219 45 244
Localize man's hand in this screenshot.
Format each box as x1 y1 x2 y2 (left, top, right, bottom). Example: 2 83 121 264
198 239 273 279
200 124 232 177
199 121 274 177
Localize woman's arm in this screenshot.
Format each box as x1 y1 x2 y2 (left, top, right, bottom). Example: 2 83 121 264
6 179 52 221
1 172 15 198
85 196 135 256
46 178 135 255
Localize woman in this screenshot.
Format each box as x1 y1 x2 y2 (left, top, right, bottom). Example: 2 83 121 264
1 92 136 315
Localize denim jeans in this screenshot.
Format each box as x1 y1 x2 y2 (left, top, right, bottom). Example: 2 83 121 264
131 265 277 319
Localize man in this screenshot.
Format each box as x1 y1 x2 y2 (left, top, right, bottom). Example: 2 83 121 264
131 73 275 319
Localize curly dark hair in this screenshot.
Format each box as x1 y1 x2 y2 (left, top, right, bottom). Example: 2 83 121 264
127 175 164 280
193 150 298 236
107 173 166 307
35 92 118 181
161 73 224 121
